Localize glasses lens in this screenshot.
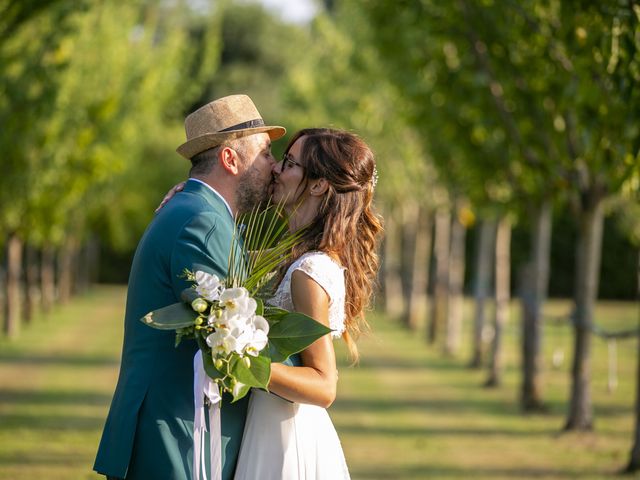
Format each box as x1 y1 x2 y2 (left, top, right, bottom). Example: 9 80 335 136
282 154 293 170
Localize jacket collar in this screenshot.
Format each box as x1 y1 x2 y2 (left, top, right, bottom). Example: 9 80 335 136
184 178 233 219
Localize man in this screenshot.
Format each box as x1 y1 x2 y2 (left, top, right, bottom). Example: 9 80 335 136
94 94 285 480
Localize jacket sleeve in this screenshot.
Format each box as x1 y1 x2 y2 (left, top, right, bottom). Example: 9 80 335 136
169 211 234 299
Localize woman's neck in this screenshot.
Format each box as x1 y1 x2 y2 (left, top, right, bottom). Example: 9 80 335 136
287 197 320 232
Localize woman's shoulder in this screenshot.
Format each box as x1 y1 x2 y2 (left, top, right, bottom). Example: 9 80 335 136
291 251 345 277
289 251 345 301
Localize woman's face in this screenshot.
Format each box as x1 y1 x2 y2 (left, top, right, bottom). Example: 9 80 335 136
271 136 307 207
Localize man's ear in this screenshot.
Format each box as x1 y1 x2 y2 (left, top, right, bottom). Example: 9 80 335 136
219 146 240 175
309 178 330 196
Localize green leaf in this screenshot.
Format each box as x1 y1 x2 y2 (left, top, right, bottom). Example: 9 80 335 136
230 381 251 402
229 200 306 296
255 297 264 316
229 354 271 388
196 335 225 380
140 302 198 330
202 350 225 381
180 287 200 304
267 312 333 362
264 305 289 321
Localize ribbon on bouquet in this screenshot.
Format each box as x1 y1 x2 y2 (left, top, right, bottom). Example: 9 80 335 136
193 350 223 480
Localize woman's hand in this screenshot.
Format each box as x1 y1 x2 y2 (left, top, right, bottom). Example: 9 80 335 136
155 181 186 213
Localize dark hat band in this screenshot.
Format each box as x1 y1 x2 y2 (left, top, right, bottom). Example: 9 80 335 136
219 118 265 132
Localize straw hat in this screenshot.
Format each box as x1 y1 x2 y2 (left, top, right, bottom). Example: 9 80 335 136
176 94 286 159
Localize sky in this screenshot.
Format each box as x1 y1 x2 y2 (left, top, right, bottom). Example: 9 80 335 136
249 0 319 24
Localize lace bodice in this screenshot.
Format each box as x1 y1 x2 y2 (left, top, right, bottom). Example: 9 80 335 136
269 251 346 339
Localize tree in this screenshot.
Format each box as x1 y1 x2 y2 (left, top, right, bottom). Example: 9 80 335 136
0 0 223 334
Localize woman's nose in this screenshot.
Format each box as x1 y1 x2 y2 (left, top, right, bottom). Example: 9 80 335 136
272 161 283 175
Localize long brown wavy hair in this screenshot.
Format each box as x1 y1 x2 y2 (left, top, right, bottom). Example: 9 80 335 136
278 128 383 360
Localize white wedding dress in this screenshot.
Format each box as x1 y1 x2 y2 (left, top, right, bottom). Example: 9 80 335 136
234 251 351 480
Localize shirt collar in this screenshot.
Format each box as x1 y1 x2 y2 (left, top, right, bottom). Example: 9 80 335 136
187 178 233 219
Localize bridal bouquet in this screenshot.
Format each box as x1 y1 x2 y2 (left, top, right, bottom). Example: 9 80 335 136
140 204 331 402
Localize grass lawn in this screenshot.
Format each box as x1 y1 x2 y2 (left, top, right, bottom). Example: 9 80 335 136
0 285 637 479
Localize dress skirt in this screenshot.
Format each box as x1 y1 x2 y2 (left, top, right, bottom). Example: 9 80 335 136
234 390 350 480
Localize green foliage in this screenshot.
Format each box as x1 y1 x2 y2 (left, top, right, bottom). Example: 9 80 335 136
0 0 223 249
282 3 436 207
198 2 308 158
361 0 640 217
233 203 306 296
266 308 334 362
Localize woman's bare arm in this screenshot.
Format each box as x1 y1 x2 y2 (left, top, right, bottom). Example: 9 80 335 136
267 270 338 408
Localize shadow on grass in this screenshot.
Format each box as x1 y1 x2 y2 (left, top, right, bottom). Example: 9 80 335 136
0 353 119 367
0 413 106 431
0 389 112 433
337 422 559 438
350 464 594 479
0 388 113 406
0 450 91 467
354 355 464 372
333 396 520 417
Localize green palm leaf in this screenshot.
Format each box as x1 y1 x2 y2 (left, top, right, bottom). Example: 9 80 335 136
228 201 305 296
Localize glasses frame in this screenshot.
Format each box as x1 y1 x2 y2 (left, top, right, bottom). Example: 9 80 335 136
281 152 304 171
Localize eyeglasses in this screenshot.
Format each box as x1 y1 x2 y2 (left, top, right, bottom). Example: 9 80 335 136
280 153 304 171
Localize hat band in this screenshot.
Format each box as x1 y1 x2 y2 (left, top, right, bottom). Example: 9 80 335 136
219 118 265 133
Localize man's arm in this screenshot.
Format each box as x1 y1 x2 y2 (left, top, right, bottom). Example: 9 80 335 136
170 212 234 299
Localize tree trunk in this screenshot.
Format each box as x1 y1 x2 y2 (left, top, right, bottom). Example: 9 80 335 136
57 236 77 304
406 207 432 331
564 197 604 431
22 244 39 325
470 219 495 368
486 215 511 387
400 203 418 328
0 257 4 331
70 238 81 296
624 249 640 472
41 243 56 315
428 208 450 344
521 200 552 411
4 233 23 338
445 206 466 356
87 235 101 284
75 240 91 294
382 210 404 319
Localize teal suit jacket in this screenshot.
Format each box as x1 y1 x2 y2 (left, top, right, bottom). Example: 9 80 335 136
94 179 248 479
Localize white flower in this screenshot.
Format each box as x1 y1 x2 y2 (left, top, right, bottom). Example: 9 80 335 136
194 271 223 302
206 328 237 356
244 330 268 356
218 288 257 326
242 315 270 357
252 314 269 335
206 289 269 358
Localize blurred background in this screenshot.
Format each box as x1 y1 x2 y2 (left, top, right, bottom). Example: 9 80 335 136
1 0 639 478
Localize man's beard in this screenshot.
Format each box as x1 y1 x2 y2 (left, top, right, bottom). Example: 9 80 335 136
236 166 270 214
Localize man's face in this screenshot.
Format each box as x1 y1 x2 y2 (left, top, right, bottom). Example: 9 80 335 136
235 133 277 213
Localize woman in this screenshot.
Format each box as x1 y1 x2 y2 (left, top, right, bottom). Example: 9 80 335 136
234 128 382 479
